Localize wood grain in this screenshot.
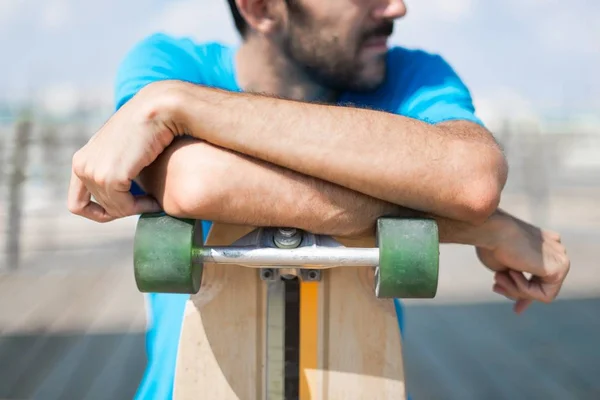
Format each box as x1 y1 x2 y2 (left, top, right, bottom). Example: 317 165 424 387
174 223 406 399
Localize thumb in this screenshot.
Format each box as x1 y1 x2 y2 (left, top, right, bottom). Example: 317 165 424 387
131 195 163 215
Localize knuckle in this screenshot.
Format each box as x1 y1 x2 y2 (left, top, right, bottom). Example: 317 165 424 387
544 269 561 283
71 149 82 165
93 172 107 187
71 151 86 176
97 172 129 191
110 175 131 191
551 255 570 278
67 202 82 215
67 196 84 215
544 252 570 277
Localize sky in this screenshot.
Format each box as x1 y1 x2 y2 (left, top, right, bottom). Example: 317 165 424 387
1 0 599 126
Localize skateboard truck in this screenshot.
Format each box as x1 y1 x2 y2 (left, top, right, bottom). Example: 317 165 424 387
133 212 440 299
133 213 441 399
262 227 319 281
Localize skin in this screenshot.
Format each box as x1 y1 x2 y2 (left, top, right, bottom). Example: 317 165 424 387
68 0 570 313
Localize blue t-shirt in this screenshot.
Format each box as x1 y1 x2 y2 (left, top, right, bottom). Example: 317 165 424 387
115 33 483 400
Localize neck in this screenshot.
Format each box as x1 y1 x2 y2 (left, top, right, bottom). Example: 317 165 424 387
235 36 338 103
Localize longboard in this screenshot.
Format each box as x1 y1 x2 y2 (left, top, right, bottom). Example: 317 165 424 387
133 213 440 399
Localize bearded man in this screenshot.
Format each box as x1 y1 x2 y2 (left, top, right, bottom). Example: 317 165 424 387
67 1 570 398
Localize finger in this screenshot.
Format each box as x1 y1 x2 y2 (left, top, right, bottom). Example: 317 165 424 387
69 189 115 223
509 270 548 302
78 201 117 223
493 281 532 314
492 283 517 301
78 186 116 218
514 299 533 314
495 282 522 301
68 171 120 223
545 235 567 254
67 171 108 221
67 170 89 214
494 272 519 294
496 271 533 302
90 186 136 219
93 189 162 219
109 190 161 217
495 273 534 313
131 195 163 215
542 229 561 243
545 243 571 277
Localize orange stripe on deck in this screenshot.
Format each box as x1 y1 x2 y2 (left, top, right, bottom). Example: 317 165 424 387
299 281 319 400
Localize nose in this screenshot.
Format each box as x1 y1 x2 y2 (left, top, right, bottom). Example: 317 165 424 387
373 0 407 20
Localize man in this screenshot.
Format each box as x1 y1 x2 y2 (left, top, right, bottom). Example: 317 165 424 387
68 0 570 398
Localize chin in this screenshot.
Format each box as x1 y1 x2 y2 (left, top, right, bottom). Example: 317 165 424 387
354 65 387 91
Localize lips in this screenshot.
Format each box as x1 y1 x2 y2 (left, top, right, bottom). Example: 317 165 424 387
363 36 389 47
362 35 389 51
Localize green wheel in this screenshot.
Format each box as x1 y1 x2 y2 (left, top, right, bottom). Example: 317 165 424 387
375 218 439 299
133 212 203 294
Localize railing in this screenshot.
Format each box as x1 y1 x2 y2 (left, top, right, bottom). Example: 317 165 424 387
1 116 95 270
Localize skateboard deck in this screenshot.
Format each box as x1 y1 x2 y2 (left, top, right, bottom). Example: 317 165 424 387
133 213 440 400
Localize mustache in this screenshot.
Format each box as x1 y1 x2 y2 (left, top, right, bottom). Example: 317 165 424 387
363 22 394 40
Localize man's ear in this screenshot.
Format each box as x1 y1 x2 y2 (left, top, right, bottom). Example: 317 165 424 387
236 0 284 35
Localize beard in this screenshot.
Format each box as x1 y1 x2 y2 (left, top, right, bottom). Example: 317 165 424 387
281 3 394 93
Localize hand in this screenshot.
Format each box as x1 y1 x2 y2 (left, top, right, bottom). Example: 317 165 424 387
476 212 570 314
68 81 184 222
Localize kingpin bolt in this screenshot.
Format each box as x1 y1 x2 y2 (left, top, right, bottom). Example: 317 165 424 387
274 228 302 249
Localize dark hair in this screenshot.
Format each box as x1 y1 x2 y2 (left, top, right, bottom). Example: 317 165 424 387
226 0 248 37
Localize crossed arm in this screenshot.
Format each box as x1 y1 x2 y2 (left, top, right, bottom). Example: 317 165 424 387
135 81 508 245
69 80 569 312
139 134 503 249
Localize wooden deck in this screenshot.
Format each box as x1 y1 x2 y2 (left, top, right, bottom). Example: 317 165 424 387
1 193 599 400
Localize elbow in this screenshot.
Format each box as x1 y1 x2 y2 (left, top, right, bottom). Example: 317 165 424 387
459 179 502 225
141 138 221 219
160 185 192 218
456 145 508 224
161 178 217 219
140 165 217 220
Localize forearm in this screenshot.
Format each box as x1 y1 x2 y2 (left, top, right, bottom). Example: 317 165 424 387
139 137 507 248
398 207 505 249
137 137 399 237
171 82 507 224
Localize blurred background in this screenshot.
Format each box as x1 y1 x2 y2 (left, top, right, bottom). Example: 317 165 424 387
0 0 599 399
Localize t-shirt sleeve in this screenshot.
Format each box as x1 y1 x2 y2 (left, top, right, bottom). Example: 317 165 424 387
114 33 203 110
394 51 484 126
